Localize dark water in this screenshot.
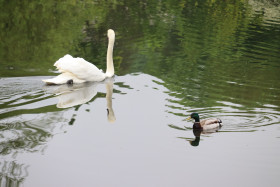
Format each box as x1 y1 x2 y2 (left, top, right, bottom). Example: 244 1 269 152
1 1 280 186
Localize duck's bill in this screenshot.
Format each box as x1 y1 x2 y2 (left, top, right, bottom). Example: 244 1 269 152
184 116 191 121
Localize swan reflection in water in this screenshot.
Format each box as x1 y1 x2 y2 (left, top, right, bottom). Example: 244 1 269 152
45 77 116 122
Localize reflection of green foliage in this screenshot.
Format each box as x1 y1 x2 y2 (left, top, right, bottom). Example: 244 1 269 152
118 0 280 108
0 161 26 186
0 0 279 109
0 0 117 76
0 122 52 155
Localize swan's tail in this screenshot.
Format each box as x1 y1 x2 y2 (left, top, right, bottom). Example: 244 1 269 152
42 73 84 85
42 77 66 85
42 79 57 85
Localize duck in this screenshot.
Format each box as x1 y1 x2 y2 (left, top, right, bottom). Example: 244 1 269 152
186 112 222 130
43 29 115 85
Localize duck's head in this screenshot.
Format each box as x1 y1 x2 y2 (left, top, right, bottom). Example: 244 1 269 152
186 112 200 122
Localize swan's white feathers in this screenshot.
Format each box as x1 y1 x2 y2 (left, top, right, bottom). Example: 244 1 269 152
54 54 106 82
43 29 115 85
43 72 84 85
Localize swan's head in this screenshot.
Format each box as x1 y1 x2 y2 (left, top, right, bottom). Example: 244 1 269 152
107 29 115 40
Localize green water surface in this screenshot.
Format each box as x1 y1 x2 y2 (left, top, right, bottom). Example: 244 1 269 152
0 0 280 187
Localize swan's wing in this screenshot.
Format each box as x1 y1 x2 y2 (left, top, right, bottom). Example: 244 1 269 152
42 72 85 85
54 54 106 81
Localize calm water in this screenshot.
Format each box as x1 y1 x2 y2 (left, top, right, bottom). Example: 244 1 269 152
1 0 280 187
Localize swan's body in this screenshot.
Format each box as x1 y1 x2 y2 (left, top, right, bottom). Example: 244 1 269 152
43 29 115 85
186 113 222 130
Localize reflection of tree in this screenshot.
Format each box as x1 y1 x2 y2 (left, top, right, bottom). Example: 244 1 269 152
0 160 28 187
112 0 280 109
0 78 68 156
2 0 279 76
0 121 52 156
0 0 115 76
0 0 279 108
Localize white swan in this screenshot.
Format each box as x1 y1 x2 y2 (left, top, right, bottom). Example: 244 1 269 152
43 29 115 85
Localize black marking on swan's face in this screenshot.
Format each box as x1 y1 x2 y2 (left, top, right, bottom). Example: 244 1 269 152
67 79 73 85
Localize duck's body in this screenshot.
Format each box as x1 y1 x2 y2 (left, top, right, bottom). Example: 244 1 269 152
43 29 115 85
187 113 222 130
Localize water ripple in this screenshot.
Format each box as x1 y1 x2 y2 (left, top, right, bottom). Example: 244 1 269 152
0 77 70 156
183 102 280 132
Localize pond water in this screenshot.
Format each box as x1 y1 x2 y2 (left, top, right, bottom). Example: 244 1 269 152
1 1 280 187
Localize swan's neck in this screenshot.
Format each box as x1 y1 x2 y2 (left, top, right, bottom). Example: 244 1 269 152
105 37 115 77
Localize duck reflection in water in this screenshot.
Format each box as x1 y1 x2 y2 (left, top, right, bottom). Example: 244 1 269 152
168 124 221 147
189 127 221 146
45 77 116 122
